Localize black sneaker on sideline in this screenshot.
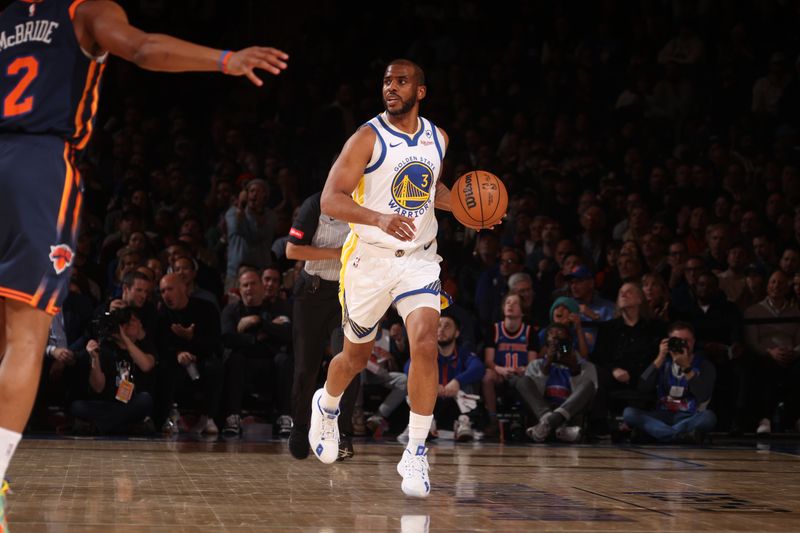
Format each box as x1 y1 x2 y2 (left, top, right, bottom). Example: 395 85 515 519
289 425 310 460
338 434 355 461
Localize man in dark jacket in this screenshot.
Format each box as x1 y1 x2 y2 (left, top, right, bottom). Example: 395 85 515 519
221 269 292 436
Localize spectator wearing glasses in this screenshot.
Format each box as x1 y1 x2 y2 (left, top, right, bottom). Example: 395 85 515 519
475 247 526 325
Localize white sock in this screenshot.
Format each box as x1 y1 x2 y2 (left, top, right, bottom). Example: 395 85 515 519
406 411 433 453
320 383 343 413
0 426 22 482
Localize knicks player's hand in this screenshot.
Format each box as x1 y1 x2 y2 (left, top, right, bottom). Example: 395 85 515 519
226 47 289 86
377 214 416 241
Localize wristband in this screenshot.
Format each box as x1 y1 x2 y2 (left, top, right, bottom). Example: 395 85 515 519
219 50 232 74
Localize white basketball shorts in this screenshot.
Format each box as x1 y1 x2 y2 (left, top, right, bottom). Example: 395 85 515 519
339 235 442 343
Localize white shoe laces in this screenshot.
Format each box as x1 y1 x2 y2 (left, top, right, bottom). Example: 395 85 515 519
403 451 430 478
321 414 338 441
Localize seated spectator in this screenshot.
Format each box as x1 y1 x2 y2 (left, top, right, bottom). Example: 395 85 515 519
665 240 689 290
623 322 717 443
475 246 526 325
717 243 748 303
641 232 669 279
70 308 156 434
508 272 545 328
642 273 673 322
518 323 598 443
778 246 800 278
592 282 666 433
736 263 767 311
261 266 293 324
670 255 706 315
565 265 616 351
539 296 590 358
752 233 777 275
744 270 800 435
107 247 142 299
220 269 293 436
157 274 224 435
704 224 730 273
171 255 220 311
400 313 484 443
482 293 538 437
676 272 748 432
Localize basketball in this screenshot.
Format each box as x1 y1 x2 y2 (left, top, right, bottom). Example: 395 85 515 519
450 170 508 229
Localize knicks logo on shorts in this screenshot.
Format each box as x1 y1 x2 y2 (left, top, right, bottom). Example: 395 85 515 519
49 244 74 275
390 162 433 211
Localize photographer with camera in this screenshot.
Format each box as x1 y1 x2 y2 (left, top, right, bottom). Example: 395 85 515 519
69 308 156 434
518 323 598 442
623 322 717 443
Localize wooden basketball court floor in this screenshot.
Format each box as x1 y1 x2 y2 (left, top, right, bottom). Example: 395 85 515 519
5 434 800 532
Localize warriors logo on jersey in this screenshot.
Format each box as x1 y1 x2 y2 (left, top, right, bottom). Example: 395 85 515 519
390 161 433 214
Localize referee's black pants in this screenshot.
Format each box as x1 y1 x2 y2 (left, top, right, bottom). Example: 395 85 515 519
292 271 357 434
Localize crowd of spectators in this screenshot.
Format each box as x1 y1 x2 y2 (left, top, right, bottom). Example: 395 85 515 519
30 1 800 443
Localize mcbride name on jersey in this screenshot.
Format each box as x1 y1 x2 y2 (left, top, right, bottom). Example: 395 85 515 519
0 19 60 51
352 112 446 250
0 0 106 147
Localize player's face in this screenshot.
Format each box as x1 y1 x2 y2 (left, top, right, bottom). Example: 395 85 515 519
382 65 424 116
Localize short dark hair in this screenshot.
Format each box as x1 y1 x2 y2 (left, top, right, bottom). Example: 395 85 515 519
387 58 425 85
440 310 461 330
667 321 695 337
122 270 151 289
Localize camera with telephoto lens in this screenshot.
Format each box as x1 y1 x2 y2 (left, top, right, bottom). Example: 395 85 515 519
668 336 688 354
92 307 134 342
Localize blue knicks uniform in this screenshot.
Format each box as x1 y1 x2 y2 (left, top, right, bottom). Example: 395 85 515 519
490 321 534 369
0 0 105 314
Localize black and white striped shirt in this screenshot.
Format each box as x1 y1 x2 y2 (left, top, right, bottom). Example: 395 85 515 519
288 192 350 281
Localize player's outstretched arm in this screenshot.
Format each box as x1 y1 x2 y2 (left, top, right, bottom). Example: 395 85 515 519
321 126 416 241
75 0 288 86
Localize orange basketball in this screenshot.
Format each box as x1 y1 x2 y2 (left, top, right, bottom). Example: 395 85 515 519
450 170 508 229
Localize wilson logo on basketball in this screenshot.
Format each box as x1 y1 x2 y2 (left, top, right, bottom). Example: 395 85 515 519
49 244 74 274
463 174 477 209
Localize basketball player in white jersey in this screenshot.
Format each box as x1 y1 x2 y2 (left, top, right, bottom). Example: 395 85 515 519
310 59 452 497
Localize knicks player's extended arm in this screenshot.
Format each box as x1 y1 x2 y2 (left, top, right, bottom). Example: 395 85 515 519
434 129 452 211
321 126 417 242
75 0 288 86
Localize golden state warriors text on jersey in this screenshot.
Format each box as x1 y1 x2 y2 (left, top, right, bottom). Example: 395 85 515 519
353 113 446 249
389 156 437 218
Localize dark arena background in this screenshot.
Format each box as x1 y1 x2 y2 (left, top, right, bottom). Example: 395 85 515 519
2 1 800 531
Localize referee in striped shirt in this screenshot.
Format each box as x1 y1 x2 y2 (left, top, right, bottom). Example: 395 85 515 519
287 191 358 460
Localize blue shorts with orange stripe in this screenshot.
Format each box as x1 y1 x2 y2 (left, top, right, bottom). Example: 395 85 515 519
0 133 82 315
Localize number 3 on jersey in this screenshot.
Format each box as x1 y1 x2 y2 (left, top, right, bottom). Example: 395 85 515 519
3 56 38 118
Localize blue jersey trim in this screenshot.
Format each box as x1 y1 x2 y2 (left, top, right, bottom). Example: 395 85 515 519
376 115 424 146
427 119 444 163
393 280 442 305
364 122 386 174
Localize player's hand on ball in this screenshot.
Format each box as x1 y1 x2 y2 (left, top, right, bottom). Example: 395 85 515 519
378 214 416 241
227 47 289 86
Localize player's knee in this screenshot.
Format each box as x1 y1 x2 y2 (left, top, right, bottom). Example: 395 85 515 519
483 368 497 383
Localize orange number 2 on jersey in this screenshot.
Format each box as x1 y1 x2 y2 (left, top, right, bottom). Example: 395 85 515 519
3 56 39 118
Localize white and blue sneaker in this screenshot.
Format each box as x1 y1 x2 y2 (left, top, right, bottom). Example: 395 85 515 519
397 445 431 497
309 388 340 464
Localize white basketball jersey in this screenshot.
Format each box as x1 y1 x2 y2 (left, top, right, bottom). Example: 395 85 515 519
351 112 446 249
